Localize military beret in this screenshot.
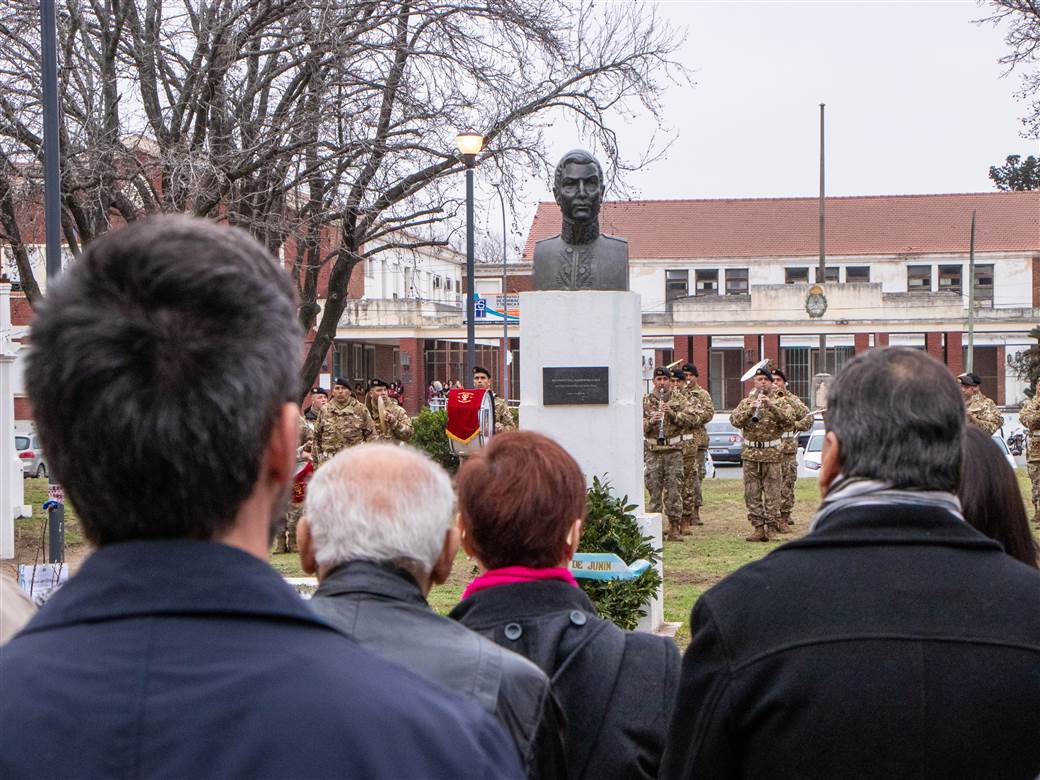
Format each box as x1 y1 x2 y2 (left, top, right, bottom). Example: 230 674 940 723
368 378 390 390
957 372 982 387
653 367 670 379
754 367 773 381
682 363 699 377
472 365 491 378
772 367 787 382
670 368 685 380
310 387 328 396
333 377 352 388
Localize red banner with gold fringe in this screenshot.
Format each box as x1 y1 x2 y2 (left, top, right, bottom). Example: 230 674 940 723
446 388 488 444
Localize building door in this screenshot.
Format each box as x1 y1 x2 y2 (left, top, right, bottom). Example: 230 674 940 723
709 348 743 410
964 346 999 403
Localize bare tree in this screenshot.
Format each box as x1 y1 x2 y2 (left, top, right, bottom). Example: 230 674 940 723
984 0 1040 139
0 0 687 392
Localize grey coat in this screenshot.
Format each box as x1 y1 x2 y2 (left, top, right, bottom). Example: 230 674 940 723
309 561 566 780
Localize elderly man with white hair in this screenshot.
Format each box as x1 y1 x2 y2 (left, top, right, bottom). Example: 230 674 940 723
299 443 565 780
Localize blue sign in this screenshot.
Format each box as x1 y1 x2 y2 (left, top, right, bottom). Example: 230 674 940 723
569 553 652 581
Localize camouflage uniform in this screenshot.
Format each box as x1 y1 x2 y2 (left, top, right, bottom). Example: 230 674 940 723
678 384 715 529
777 391 814 527
730 390 796 540
1020 395 1040 524
965 392 1004 435
366 396 414 443
493 396 516 432
643 389 694 540
313 396 375 465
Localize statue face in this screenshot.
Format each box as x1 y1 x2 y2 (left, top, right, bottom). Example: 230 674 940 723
554 162 602 223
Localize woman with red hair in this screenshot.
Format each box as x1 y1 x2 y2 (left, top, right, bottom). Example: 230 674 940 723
450 431 680 780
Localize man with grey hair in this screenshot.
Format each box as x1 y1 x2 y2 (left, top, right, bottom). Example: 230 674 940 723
662 347 1040 778
299 443 565 779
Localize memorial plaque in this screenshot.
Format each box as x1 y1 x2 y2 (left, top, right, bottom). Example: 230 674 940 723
542 366 609 405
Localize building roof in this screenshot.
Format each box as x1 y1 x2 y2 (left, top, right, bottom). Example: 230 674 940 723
521 191 1040 261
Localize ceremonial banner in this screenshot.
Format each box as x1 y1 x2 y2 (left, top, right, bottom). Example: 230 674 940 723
446 388 488 444
292 459 314 505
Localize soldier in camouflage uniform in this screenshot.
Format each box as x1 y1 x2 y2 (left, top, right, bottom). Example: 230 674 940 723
274 414 314 554
644 367 693 541
1019 393 1040 526
680 363 715 530
472 365 516 432
731 366 796 541
772 368 814 531
365 378 413 443
958 372 1004 434
313 377 375 465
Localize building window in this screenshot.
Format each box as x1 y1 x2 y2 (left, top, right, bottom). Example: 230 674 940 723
907 265 931 294
665 269 689 302
725 268 749 295
365 259 375 279
695 269 719 296
814 267 839 284
433 275 442 290
938 264 962 294
973 264 994 307
445 278 452 292
846 266 870 283
785 267 809 284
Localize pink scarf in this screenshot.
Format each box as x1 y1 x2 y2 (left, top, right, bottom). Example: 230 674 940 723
462 565 579 600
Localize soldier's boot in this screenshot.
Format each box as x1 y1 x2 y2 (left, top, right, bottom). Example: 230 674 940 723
679 516 693 535
690 506 704 526
770 520 790 535
778 515 793 533
272 532 288 555
745 524 769 542
665 517 682 542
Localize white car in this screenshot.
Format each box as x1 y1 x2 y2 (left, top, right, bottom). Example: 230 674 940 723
798 430 1017 479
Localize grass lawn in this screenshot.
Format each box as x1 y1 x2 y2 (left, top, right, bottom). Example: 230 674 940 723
12 471 1038 652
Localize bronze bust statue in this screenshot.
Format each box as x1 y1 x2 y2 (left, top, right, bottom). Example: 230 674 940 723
532 149 629 291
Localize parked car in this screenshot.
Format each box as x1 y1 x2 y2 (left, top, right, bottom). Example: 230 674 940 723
797 412 826 451
707 419 743 465
799 430 1017 479
15 434 46 478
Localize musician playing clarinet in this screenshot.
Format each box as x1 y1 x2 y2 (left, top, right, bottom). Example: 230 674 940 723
730 365 797 543
366 378 413 444
643 366 695 542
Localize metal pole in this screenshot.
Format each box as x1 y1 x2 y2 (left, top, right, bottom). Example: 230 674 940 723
966 209 976 373
818 103 827 377
465 165 476 382
41 0 64 563
497 188 509 402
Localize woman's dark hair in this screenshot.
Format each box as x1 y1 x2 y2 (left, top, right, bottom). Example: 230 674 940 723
959 426 1037 567
456 431 586 569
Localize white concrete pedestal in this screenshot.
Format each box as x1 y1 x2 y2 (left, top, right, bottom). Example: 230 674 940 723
519 291 644 511
520 290 664 632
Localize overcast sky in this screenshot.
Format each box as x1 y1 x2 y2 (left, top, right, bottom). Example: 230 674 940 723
484 0 1037 249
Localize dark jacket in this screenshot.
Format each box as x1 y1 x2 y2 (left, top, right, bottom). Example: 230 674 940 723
450 580 680 780
308 560 567 779
661 501 1040 780
0 540 522 780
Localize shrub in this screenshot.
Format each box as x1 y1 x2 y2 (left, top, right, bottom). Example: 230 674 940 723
410 408 459 474
578 476 662 630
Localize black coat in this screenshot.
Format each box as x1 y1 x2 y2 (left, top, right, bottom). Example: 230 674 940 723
0 540 522 780
450 580 680 780
661 501 1040 780
309 560 567 779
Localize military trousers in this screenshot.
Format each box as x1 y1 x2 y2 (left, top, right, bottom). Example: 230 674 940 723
779 452 798 518
646 447 684 529
743 459 782 527
1028 462 1040 514
680 445 705 515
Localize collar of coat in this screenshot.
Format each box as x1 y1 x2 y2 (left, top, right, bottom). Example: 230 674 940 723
314 559 428 607
784 499 1003 554
448 577 597 628
18 539 332 636
327 396 362 413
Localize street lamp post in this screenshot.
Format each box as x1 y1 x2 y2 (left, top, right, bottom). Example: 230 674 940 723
496 188 509 402
456 131 484 384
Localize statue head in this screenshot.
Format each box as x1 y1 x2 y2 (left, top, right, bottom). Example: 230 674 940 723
552 149 603 224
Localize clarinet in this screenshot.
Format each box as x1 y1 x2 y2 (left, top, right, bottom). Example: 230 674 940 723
750 389 763 423
656 386 668 445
